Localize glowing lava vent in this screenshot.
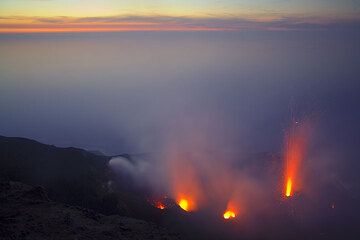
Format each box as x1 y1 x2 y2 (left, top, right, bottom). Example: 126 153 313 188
223 210 236 220
178 198 190 211
285 178 292 197
155 202 166 210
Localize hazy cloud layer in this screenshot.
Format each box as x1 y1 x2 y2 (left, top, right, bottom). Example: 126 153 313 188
1 15 360 32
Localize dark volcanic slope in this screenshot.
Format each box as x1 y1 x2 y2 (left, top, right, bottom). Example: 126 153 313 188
0 181 180 240
0 135 172 223
0 135 124 215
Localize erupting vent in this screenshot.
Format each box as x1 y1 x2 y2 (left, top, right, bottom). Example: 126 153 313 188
223 210 236 220
155 202 166 209
283 119 309 198
285 178 292 197
178 198 189 211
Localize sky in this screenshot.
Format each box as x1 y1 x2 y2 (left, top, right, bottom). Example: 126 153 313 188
0 0 359 32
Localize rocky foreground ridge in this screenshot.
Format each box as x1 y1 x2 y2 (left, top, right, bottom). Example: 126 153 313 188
0 181 181 240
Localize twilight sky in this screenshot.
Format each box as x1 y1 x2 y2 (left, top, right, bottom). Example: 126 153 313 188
0 0 359 32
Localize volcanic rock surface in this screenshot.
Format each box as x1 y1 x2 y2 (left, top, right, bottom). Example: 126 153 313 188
0 181 181 240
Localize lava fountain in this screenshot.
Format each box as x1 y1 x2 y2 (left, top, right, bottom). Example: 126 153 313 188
283 119 310 198
223 201 238 220
285 178 292 197
164 143 203 212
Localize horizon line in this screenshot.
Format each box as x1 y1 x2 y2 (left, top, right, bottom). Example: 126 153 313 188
1 15 359 34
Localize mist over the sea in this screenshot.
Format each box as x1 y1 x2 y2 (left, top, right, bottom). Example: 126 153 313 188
1 31 359 176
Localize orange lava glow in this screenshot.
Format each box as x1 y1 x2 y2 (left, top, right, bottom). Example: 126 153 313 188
285 178 292 197
155 202 166 210
223 210 236 219
165 141 203 212
223 201 238 220
178 198 190 211
283 120 310 198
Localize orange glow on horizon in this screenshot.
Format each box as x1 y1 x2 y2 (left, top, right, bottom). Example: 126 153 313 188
0 23 231 34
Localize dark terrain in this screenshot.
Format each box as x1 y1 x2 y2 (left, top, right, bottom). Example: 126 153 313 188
0 181 180 240
1 135 360 240
0 135 180 239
